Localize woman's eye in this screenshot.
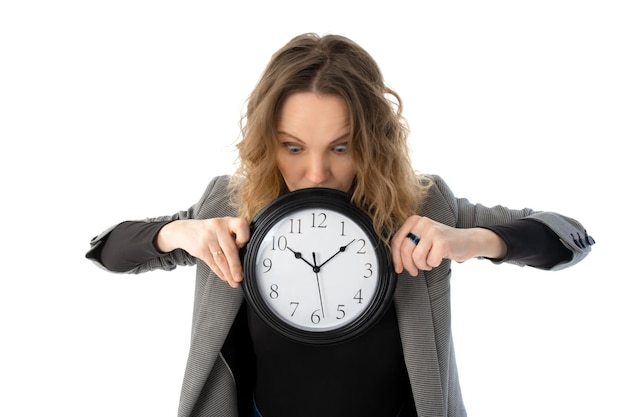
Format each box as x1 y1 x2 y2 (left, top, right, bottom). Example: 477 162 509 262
284 143 302 154
333 143 349 154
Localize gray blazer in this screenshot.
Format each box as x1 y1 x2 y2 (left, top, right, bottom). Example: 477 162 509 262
88 175 593 417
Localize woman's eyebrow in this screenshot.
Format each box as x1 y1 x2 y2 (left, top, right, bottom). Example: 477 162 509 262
276 130 351 144
329 133 351 144
276 131 302 142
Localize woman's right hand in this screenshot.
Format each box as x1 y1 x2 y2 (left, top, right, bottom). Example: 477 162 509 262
156 217 251 288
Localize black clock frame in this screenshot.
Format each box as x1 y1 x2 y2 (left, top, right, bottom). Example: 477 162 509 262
241 187 397 345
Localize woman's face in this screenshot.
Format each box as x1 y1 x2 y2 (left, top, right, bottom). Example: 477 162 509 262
275 92 357 192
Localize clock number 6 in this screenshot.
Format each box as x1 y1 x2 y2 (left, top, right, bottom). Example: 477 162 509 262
311 309 322 324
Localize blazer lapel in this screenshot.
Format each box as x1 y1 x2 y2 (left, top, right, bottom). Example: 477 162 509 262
394 271 445 417
178 263 244 417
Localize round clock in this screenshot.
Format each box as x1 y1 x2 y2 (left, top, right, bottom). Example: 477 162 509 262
241 187 397 344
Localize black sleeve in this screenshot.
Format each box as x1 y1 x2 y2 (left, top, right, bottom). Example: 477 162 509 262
98 220 174 272
481 218 573 269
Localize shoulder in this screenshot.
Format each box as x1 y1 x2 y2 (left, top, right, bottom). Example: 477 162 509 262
198 174 234 201
418 174 459 225
193 175 238 218
423 174 455 199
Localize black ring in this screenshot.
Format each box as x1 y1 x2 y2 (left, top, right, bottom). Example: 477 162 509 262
406 232 420 245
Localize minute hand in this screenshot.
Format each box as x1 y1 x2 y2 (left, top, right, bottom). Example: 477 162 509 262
318 239 356 269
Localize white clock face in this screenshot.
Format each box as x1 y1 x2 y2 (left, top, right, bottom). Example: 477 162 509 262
254 207 379 332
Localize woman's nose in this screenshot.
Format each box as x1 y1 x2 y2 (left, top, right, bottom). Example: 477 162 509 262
306 154 329 185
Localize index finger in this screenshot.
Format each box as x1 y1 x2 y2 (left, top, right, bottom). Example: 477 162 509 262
390 215 422 273
219 218 251 285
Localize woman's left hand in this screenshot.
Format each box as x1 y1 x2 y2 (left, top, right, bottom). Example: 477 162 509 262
391 215 506 276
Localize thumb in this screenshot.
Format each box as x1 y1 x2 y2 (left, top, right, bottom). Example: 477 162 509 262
230 219 251 248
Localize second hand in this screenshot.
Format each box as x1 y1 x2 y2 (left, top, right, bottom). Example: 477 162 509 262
312 252 324 318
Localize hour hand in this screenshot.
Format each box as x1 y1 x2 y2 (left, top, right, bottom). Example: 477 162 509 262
286 246 316 269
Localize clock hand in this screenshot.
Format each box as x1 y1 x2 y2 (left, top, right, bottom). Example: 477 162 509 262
286 246 316 270
312 252 325 318
318 239 356 269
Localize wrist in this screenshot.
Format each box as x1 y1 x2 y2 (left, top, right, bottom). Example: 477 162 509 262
474 228 507 259
155 221 179 253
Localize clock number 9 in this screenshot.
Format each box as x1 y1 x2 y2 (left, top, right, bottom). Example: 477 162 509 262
262 258 272 272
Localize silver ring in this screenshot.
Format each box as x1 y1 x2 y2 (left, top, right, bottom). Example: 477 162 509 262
406 232 420 245
212 250 223 256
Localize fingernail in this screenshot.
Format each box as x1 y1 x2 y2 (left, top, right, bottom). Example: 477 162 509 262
235 272 243 282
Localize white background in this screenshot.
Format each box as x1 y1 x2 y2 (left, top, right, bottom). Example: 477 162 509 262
1 1 624 416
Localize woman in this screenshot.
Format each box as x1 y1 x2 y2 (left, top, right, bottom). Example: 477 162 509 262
86 33 594 417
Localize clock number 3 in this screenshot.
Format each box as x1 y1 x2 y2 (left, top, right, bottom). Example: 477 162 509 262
363 263 373 278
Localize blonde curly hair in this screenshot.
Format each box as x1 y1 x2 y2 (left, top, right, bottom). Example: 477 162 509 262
230 33 431 244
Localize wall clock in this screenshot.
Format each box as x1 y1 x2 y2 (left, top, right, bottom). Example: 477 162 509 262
242 187 396 344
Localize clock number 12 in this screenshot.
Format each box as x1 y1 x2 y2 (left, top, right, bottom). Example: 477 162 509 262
311 212 327 228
